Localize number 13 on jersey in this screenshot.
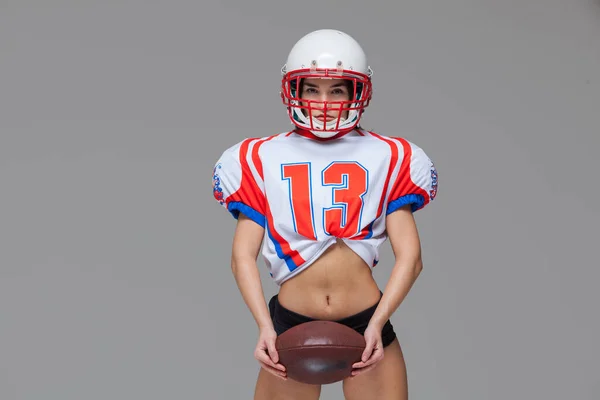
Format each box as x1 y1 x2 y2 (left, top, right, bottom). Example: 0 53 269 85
281 161 369 239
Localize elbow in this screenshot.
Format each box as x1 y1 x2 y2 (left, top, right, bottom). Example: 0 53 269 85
414 257 424 277
230 255 241 275
230 254 253 275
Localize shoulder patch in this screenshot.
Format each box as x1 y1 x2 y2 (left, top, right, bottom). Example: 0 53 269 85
430 162 438 200
212 162 225 206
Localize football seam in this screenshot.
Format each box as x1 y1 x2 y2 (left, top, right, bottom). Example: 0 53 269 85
278 345 365 351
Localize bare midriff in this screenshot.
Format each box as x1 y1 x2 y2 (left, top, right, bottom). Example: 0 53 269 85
278 238 382 320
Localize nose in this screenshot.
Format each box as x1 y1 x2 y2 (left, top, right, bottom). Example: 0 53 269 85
312 94 332 110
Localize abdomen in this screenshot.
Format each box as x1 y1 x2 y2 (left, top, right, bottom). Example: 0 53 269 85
278 238 382 320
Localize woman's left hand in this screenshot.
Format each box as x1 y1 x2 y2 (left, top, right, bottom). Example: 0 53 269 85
351 322 384 377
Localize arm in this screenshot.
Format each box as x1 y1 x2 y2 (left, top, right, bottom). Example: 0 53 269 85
230 213 273 331
352 204 423 373
213 142 286 378
231 213 287 378
369 204 423 329
369 138 437 326
354 139 437 373
212 139 271 328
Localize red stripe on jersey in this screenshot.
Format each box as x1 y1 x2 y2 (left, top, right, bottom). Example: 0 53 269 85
389 137 430 207
252 134 278 181
252 132 306 269
367 131 400 217
351 131 399 240
264 194 307 269
227 138 265 214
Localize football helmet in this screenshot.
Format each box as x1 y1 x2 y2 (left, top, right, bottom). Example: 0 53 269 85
281 29 373 138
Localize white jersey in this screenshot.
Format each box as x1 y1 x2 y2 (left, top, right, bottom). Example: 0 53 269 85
212 128 438 286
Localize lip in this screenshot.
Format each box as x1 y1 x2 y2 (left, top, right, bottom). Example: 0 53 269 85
314 115 335 121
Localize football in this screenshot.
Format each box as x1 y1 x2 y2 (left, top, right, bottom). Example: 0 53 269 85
275 320 366 385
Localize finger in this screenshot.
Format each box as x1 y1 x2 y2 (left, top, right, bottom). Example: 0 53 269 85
259 361 288 380
255 350 278 368
353 347 383 369
256 349 286 371
351 362 378 377
354 347 374 367
360 340 376 362
362 346 383 367
260 362 287 378
266 339 281 365
351 355 383 376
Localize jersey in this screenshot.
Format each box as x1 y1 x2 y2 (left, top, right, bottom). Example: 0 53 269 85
211 128 438 286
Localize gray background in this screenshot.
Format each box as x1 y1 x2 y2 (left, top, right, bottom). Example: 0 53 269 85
1 0 599 399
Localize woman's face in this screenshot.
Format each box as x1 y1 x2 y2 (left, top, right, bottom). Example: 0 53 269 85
298 78 352 123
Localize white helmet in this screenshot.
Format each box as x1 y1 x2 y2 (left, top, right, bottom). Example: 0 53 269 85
280 29 373 138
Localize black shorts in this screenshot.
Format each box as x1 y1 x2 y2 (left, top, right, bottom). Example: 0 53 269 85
268 292 397 348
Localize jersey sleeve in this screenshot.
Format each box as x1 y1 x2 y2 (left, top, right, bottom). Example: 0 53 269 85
211 139 267 227
386 138 438 214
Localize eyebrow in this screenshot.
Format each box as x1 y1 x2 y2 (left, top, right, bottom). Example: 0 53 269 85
303 81 347 88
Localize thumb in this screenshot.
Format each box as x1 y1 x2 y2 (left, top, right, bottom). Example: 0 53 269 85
267 339 279 364
361 339 374 362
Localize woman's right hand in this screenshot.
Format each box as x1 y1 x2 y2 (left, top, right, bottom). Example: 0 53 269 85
254 326 287 380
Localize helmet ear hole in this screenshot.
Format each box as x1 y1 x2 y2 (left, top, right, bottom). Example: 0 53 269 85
293 78 307 118
354 81 363 100
290 78 306 102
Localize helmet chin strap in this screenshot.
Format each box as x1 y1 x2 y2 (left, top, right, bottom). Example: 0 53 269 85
303 114 351 138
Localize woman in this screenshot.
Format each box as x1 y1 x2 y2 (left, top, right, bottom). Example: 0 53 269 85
212 29 438 400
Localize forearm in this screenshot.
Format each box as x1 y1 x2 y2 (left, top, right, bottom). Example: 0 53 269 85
231 257 274 331
370 258 423 328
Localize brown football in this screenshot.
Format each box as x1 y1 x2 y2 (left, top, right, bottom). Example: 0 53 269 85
275 320 366 385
